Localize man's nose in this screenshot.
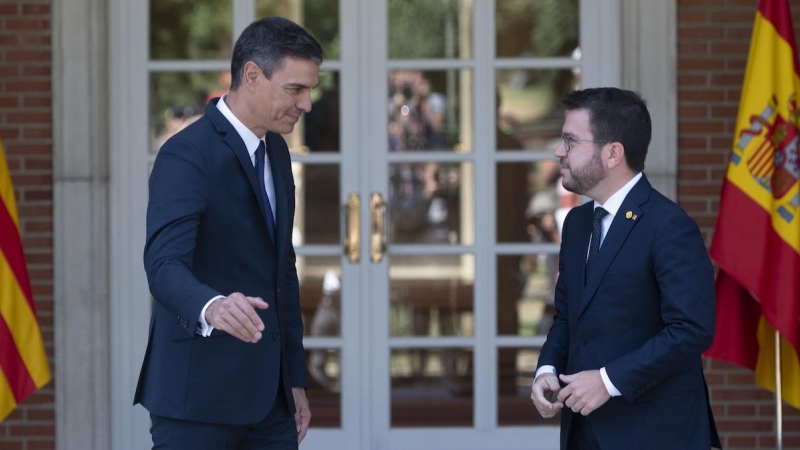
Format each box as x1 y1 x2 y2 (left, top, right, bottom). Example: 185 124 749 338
554 139 567 158
298 92 312 113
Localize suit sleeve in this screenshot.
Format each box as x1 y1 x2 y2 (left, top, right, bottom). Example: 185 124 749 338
605 210 715 402
537 209 573 374
144 138 221 329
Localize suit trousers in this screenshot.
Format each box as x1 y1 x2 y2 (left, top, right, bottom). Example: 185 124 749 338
150 384 296 450
568 414 600 450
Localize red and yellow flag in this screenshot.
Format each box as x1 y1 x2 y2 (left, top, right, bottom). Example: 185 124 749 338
0 135 51 422
706 0 800 410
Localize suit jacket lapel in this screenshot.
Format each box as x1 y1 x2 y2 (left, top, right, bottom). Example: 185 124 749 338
206 100 278 253
578 175 651 318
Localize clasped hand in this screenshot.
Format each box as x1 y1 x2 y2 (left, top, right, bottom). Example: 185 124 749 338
205 292 269 343
531 370 610 418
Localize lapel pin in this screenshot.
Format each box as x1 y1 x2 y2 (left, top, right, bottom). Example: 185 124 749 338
625 211 638 221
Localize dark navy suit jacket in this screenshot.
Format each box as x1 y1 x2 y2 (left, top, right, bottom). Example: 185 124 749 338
134 99 306 425
538 175 721 449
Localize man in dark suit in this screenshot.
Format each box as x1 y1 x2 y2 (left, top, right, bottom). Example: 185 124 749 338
530 88 721 450
134 17 321 450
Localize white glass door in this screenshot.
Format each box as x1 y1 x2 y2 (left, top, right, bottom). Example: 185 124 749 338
114 1 620 449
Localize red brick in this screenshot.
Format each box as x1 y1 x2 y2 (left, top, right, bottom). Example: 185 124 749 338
22 128 51 140
0 33 19 45
726 26 755 40
711 73 744 86
710 11 757 23
0 4 18 14
23 96 52 108
678 152 727 165
711 105 739 117
22 4 50 15
0 65 20 78
679 89 726 102
5 50 50 62
4 18 48 31
679 121 727 134
22 66 51 77
27 441 56 450
679 27 725 39
679 58 726 71
678 11 709 23
678 74 708 86
726 435 757 447
711 41 751 55
679 41 709 55
5 80 51 92
0 96 19 107
20 34 51 46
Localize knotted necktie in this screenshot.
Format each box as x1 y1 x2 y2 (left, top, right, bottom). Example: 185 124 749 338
585 207 609 282
255 140 277 245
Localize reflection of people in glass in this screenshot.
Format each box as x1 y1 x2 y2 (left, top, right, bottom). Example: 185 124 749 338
387 71 448 152
205 70 232 104
308 269 341 393
136 17 320 448
531 88 720 449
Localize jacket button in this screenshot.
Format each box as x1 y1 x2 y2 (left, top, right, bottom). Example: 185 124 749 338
273 332 281 341
581 338 588 345
277 288 281 295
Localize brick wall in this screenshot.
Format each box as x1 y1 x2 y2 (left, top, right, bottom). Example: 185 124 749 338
0 1 54 450
679 0 800 448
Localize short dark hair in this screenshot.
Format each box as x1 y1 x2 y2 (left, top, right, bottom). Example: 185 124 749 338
561 87 651 172
230 17 323 91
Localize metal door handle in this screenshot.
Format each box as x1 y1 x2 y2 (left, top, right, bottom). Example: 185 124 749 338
343 193 360 263
370 192 387 263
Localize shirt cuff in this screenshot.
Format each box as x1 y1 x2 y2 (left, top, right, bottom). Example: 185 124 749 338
535 365 557 380
600 367 621 397
197 295 225 337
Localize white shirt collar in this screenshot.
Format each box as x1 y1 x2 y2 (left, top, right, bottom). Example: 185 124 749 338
216 95 263 158
594 172 643 217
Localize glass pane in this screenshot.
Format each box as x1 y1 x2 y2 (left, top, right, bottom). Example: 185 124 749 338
495 0 579 58
150 71 224 153
298 256 341 337
497 254 558 337
391 348 473 427
389 162 473 244
498 348 559 426
150 0 233 60
256 0 341 59
388 0 472 59
496 69 580 151
390 255 474 337
389 70 472 152
292 163 340 245
497 162 575 243
305 348 341 427
296 71 340 153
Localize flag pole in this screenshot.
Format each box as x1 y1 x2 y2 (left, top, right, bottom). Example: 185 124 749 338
775 330 783 450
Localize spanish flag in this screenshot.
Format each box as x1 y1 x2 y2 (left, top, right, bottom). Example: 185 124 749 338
0 135 51 422
706 0 800 410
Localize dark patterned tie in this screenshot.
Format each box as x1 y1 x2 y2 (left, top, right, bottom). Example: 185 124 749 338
255 140 277 245
585 207 609 282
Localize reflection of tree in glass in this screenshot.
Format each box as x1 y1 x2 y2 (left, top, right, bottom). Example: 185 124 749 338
256 0 341 59
388 0 460 59
496 0 579 96
150 0 232 60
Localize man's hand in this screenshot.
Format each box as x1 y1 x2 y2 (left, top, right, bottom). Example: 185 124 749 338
292 387 311 443
557 370 610 416
531 373 563 418
205 292 268 343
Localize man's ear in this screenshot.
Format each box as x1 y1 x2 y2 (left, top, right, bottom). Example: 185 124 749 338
243 61 261 90
605 142 626 170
